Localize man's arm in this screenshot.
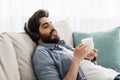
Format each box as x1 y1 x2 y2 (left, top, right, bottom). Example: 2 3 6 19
63 44 88 80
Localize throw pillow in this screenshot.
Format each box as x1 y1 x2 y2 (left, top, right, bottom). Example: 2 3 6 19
73 27 120 70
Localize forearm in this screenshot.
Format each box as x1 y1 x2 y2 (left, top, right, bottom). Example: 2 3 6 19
63 44 88 80
63 58 81 80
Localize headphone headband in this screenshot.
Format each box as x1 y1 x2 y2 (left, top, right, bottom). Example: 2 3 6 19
24 22 40 42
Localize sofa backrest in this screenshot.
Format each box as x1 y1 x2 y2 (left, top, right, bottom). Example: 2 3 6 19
0 33 20 80
0 20 73 80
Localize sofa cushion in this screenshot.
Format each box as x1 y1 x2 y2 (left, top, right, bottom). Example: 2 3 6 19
54 20 73 46
7 33 36 80
0 33 20 80
73 27 120 70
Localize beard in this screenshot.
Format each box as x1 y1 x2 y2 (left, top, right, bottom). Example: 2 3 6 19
40 29 60 44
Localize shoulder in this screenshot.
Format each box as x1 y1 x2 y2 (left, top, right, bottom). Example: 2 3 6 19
32 45 55 65
32 45 53 62
33 45 50 58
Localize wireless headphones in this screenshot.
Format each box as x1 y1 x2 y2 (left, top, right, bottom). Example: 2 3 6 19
24 22 40 42
24 9 50 42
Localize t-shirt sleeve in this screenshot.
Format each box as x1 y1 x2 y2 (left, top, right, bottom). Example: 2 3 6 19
32 49 61 80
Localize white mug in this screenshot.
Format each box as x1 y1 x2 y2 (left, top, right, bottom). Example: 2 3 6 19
81 37 94 53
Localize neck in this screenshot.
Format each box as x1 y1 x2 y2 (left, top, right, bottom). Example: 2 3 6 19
37 39 45 45
37 39 60 45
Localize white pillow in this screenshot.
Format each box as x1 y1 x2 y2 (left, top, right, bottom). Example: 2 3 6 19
54 20 73 46
80 60 119 80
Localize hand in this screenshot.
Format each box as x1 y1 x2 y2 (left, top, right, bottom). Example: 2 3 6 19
85 49 98 60
73 44 88 62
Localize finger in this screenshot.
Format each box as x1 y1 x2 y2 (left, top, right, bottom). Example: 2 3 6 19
80 44 88 51
77 44 85 49
89 51 94 54
92 51 98 57
93 49 98 53
77 43 84 48
88 50 97 57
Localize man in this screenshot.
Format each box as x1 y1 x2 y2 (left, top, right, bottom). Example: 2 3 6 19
24 9 120 80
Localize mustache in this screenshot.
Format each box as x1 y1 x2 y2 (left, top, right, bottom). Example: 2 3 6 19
50 29 57 35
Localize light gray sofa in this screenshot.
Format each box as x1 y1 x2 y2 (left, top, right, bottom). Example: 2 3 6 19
0 20 73 80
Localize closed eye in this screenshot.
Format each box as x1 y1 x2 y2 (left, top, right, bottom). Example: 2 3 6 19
43 23 49 28
41 21 52 28
42 23 49 28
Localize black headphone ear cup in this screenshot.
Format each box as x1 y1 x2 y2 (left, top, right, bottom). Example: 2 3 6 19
24 22 40 42
30 33 40 41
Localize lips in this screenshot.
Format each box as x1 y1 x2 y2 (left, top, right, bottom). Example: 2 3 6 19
53 30 57 34
50 29 57 35
51 30 57 36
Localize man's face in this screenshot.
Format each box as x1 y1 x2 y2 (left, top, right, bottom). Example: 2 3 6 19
38 17 60 43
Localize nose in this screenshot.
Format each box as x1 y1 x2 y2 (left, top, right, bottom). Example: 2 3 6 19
49 22 55 30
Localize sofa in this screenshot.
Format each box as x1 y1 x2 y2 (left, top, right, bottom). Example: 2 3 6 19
0 20 120 80
0 20 73 80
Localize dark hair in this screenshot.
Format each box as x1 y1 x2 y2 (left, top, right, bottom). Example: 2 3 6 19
24 9 49 43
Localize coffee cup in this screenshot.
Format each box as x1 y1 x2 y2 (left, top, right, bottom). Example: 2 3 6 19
81 37 94 53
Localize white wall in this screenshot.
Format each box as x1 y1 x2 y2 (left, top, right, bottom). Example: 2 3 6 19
0 0 120 32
